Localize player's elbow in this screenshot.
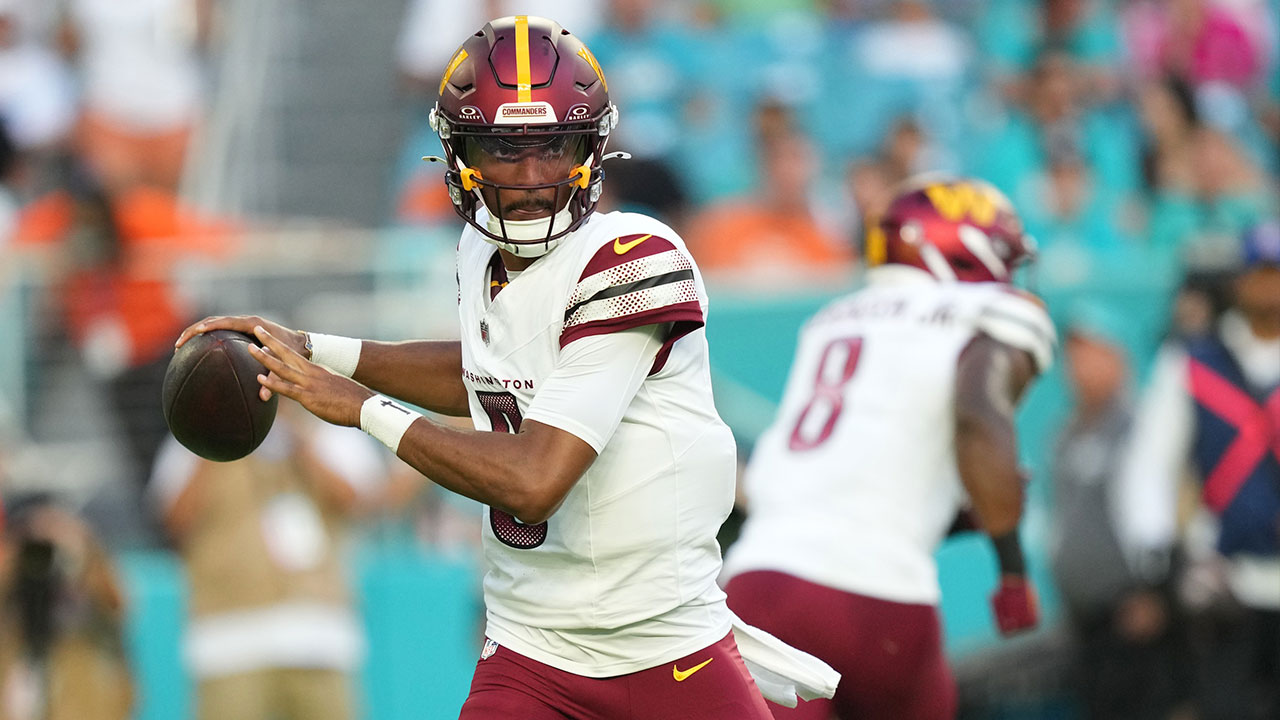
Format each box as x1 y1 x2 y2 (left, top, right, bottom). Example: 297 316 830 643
954 402 1003 442
500 467 574 525
500 421 594 524
506 489 566 526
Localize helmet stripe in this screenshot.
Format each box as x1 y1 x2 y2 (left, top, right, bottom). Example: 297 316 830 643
957 224 1009 279
514 15 532 103
439 48 468 96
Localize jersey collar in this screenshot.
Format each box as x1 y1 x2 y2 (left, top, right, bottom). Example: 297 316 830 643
865 265 936 287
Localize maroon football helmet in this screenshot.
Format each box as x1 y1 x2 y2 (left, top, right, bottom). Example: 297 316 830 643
866 176 1036 283
429 15 619 257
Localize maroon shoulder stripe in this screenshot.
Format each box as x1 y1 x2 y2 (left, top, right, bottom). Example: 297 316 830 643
579 233 678 280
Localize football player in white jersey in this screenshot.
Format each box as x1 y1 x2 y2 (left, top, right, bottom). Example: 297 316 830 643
174 16 835 720
723 177 1057 720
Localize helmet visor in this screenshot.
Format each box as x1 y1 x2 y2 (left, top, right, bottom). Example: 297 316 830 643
462 133 587 167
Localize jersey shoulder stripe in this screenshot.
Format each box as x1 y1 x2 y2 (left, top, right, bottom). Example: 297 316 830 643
561 234 703 349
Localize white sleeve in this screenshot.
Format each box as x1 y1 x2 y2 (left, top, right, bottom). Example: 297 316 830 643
1112 343 1194 577
524 324 666 454
304 422 388 501
975 289 1057 373
148 435 201 513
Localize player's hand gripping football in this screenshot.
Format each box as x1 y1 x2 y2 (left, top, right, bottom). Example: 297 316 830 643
245 325 372 429
176 315 307 358
174 315 371 428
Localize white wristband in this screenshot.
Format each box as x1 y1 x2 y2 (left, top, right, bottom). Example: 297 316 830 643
360 395 422 453
307 332 362 377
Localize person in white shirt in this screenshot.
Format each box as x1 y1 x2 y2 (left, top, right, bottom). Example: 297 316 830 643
1116 219 1280 720
724 176 1056 720
174 15 835 720
59 0 208 190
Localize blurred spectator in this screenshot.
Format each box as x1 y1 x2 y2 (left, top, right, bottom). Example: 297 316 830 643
1121 0 1272 91
584 0 703 223
841 156 895 248
978 0 1121 102
847 157 894 219
149 409 387 720
0 497 133 720
975 50 1137 214
1148 126 1277 266
11 172 236 494
587 0 698 161
0 2 76 157
684 125 854 286
832 119 924 252
1136 76 1200 198
57 0 213 192
1117 220 1280 720
879 117 933 184
1167 270 1232 340
843 0 974 167
856 0 972 87
1021 143 1140 294
1050 302 1194 720
596 157 690 226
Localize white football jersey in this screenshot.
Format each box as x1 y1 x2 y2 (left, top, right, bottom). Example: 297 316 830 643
456 209 737 677
723 266 1055 605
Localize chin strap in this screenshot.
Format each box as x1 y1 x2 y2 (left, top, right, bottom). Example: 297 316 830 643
485 207 575 247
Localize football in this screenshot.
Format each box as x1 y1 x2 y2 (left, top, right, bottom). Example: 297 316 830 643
161 329 279 462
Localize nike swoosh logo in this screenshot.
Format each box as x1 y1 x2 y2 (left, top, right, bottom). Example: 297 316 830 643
613 234 652 255
672 657 713 682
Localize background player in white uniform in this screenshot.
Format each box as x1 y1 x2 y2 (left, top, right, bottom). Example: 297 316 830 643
724 177 1056 720
174 16 834 720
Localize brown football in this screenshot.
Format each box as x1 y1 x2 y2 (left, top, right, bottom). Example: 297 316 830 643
161 329 278 462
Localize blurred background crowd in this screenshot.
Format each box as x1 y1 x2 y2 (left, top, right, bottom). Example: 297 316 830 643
0 0 1277 718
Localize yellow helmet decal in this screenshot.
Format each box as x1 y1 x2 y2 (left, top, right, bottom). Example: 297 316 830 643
577 46 608 92
923 182 999 226
439 48 469 96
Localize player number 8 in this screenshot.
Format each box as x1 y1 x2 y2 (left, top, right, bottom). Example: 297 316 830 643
788 337 864 452
476 390 549 549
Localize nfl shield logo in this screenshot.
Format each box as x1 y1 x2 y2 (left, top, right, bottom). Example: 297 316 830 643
480 319 490 345
480 638 499 660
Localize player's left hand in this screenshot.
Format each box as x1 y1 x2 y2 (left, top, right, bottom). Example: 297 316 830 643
990 574 1038 636
248 325 372 428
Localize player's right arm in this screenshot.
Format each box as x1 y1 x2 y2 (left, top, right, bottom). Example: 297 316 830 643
175 316 470 416
953 288 1056 636
954 334 1037 539
954 333 1040 635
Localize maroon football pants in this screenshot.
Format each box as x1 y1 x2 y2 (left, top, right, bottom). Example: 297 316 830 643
458 632 773 719
725 570 956 720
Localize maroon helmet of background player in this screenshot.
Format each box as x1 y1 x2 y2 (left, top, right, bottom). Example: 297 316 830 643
867 176 1036 283
429 15 619 257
